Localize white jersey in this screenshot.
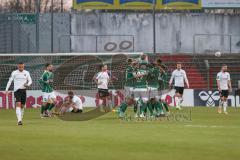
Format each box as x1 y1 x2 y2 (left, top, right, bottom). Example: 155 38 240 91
68 95 83 112
96 71 109 89
6 70 32 92
216 71 230 90
170 69 188 87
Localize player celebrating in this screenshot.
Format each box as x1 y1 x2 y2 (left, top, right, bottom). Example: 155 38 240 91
39 63 57 118
216 64 232 114
5 62 32 125
124 58 135 96
93 64 110 111
169 62 189 110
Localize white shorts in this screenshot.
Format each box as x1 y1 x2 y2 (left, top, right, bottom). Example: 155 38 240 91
148 87 159 98
42 92 56 103
131 88 149 102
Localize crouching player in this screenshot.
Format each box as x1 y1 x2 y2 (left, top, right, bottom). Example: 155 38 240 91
56 91 83 115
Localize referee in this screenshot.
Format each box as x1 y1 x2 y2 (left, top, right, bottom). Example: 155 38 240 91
5 62 32 125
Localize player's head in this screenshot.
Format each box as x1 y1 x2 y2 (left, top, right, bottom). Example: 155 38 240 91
140 54 147 61
156 58 162 65
45 63 53 72
221 64 227 72
17 62 25 72
68 91 74 99
100 64 108 71
127 58 133 65
176 62 182 70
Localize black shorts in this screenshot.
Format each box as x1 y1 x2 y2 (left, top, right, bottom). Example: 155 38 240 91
98 89 109 98
71 109 83 113
175 87 184 95
220 90 229 98
14 89 27 105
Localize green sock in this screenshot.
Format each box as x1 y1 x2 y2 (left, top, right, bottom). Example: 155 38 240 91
48 103 55 111
163 102 169 112
140 103 146 114
120 102 128 113
41 104 47 114
155 102 163 114
45 103 50 112
147 103 153 115
133 103 138 113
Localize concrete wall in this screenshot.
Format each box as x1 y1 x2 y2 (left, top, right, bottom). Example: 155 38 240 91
20 13 240 54
21 13 71 53
71 13 240 54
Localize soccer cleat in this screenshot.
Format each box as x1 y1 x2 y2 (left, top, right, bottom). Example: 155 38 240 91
176 106 182 110
135 114 139 118
40 114 49 118
139 113 145 118
17 121 23 126
218 108 222 114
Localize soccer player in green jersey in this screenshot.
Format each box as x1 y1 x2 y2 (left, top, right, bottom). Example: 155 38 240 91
132 54 149 118
125 58 135 96
38 63 57 118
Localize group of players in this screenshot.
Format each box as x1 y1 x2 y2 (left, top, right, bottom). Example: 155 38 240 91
5 54 232 125
116 54 189 118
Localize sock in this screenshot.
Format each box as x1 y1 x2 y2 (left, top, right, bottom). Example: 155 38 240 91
16 107 22 122
140 103 146 114
175 96 179 107
120 102 128 113
41 104 47 114
155 102 163 114
219 100 223 108
48 103 55 111
163 102 169 112
133 103 138 113
147 103 153 116
179 97 183 105
21 108 24 119
223 101 227 112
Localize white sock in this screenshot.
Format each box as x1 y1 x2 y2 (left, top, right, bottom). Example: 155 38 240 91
219 100 223 108
16 107 22 122
223 101 227 112
175 97 179 107
21 108 24 120
179 97 183 105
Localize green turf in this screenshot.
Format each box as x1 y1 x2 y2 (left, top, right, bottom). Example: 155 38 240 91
0 107 240 160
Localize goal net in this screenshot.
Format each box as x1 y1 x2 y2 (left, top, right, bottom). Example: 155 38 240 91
0 52 145 109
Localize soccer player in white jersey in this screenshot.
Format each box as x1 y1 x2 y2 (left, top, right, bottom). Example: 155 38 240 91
169 62 189 110
56 91 83 114
5 62 32 125
216 64 232 114
93 64 110 110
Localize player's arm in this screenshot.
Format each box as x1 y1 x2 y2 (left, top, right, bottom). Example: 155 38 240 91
169 71 174 88
228 74 232 93
216 73 221 91
25 72 33 87
184 71 190 88
5 71 14 93
93 73 102 85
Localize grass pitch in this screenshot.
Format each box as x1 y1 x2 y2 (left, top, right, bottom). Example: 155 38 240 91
0 107 240 160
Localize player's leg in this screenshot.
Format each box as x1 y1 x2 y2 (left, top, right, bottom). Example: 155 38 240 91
46 92 57 116
218 91 224 114
20 89 27 122
222 90 229 114
140 98 147 118
14 90 23 125
40 92 49 118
